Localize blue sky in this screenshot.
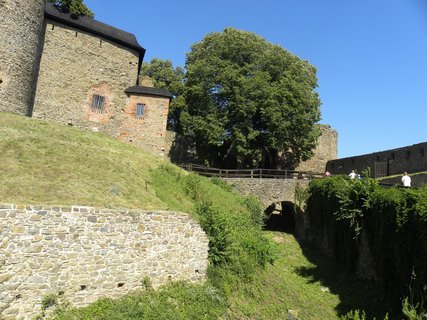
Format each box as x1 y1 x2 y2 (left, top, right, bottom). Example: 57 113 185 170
85 0 427 158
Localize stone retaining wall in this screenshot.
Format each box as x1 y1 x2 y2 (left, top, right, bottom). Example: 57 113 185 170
0 204 209 319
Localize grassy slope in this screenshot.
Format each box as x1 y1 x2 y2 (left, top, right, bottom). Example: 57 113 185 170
0 112 165 209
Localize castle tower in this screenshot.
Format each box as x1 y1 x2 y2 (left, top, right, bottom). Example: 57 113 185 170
0 0 47 116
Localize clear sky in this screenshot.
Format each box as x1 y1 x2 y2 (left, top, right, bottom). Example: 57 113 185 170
84 0 427 159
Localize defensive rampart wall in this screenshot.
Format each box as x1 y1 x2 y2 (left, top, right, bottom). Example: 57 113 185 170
326 141 427 177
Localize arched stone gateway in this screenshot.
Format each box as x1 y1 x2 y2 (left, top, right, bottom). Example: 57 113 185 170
264 201 303 232
222 178 309 233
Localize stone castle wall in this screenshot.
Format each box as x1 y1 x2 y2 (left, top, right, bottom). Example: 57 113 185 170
120 94 170 156
0 204 209 320
295 124 338 173
32 20 139 125
31 20 169 156
0 0 47 116
326 141 427 177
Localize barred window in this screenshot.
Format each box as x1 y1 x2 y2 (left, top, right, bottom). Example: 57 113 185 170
91 94 105 113
136 103 145 119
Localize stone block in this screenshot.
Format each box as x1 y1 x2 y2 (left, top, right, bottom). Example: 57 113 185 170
11 226 25 234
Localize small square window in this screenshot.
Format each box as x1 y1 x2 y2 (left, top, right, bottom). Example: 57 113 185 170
136 103 145 119
91 94 105 113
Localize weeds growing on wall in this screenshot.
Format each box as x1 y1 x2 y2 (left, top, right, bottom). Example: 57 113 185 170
305 174 427 313
150 164 277 294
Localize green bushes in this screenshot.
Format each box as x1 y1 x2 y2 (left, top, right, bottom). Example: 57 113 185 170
150 164 276 292
305 176 427 308
146 164 278 315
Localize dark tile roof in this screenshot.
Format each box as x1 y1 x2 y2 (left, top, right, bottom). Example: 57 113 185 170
45 2 145 55
125 86 173 99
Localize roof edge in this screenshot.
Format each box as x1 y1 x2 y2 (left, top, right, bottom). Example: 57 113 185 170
125 86 173 99
44 4 146 55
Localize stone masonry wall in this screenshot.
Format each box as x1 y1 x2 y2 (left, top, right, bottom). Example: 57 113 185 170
0 0 46 116
120 94 170 156
295 124 338 173
223 178 309 208
33 20 140 128
326 141 427 177
0 204 209 320
32 20 169 157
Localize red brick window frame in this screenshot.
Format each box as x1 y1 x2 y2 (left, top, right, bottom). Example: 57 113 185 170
91 94 105 113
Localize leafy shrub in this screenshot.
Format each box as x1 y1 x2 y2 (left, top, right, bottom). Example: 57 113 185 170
197 201 233 265
241 195 265 228
183 173 204 201
151 165 276 275
42 293 58 310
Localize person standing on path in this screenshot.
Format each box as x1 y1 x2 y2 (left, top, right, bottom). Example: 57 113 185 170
349 170 357 179
401 172 411 187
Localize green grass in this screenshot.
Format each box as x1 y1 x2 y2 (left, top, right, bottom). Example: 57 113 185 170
0 112 165 209
49 282 226 320
225 230 388 320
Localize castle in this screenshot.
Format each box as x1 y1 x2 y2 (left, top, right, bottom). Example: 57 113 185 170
1 0 338 170
0 0 172 155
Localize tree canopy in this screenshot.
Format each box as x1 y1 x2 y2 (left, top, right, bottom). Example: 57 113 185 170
48 0 93 18
181 28 321 168
140 28 321 169
140 59 185 132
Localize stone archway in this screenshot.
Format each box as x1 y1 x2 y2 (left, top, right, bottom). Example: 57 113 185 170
264 201 301 232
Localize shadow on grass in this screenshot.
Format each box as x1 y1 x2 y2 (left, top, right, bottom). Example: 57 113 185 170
294 239 398 319
264 204 400 319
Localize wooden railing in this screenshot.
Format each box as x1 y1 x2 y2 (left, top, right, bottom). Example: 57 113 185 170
179 163 323 180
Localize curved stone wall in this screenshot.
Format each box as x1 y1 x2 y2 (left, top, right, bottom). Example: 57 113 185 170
0 0 46 116
0 204 209 319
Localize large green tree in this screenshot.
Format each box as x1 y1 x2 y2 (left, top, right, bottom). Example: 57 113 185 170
181 28 321 169
48 0 93 18
140 59 185 132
